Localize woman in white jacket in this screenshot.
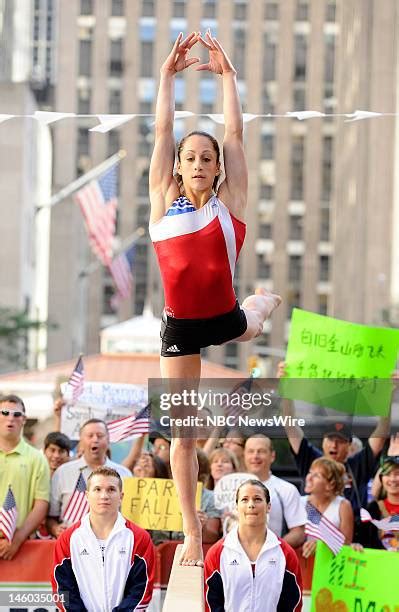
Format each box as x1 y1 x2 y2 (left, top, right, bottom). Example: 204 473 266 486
204 479 302 612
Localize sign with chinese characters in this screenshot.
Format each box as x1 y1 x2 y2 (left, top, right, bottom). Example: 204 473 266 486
279 309 399 416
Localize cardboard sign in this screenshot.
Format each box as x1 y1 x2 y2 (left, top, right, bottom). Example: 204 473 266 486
214 473 258 511
121 477 202 531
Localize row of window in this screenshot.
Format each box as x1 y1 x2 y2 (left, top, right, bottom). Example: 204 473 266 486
258 209 330 242
81 0 336 23
256 254 330 283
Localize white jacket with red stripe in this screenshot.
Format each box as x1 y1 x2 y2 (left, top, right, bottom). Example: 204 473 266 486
52 513 155 611
204 527 302 612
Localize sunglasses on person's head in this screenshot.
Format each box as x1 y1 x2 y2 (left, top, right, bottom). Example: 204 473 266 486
0 409 24 418
380 455 399 467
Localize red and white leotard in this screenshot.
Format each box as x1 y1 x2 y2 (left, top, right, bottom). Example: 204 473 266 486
149 195 246 319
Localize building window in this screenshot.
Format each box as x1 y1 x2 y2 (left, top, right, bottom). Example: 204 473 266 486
319 255 330 281
295 0 308 22
264 2 278 20
322 136 333 201
80 0 92 15
111 0 124 16
140 41 153 77
140 19 155 41
234 1 247 21
288 255 302 283
109 39 123 76
108 131 120 156
77 88 91 114
257 255 271 278
320 207 330 241
293 34 307 81
138 168 149 197
138 118 153 156
109 89 121 113
79 40 92 76
263 33 276 81
202 0 216 18
259 223 272 239
199 78 216 111
262 85 274 114
233 28 246 78
77 128 89 156
293 84 306 111
260 183 274 200
291 135 304 200
172 0 186 18
326 1 336 22
139 100 152 114
261 133 274 159
175 76 186 110
324 33 335 84
289 215 303 240
142 0 155 17
318 294 328 315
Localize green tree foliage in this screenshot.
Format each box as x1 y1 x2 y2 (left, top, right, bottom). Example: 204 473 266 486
0 307 47 370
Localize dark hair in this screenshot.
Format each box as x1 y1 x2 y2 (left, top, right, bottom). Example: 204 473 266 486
0 394 26 413
44 431 72 452
79 418 109 437
196 448 211 485
87 466 123 491
175 131 221 193
236 479 270 504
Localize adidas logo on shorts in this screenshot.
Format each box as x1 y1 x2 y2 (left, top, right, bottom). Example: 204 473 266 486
166 345 180 353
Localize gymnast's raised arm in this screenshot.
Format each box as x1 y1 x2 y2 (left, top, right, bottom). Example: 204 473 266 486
149 32 199 224
197 31 248 221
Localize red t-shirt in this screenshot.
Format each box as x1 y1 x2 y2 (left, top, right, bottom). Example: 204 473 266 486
383 499 399 515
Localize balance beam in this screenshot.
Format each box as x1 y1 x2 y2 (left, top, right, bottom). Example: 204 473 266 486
162 544 204 611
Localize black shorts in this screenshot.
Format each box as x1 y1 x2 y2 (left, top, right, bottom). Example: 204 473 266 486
160 301 248 357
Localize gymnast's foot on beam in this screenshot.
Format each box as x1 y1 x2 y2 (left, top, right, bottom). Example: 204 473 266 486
179 531 204 567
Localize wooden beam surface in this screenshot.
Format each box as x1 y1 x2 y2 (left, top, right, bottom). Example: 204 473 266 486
162 545 204 612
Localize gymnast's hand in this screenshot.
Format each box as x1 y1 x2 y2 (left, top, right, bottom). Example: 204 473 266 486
197 30 236 75
161 32 200 75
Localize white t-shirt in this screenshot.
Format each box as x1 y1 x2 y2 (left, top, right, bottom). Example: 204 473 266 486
301 494 345 528
262 473 307 536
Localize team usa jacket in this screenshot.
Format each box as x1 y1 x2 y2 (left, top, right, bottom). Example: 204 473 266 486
204 527 303 612
52 513 155 611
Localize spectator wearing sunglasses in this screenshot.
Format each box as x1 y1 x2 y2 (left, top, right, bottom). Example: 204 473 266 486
0 394 50 559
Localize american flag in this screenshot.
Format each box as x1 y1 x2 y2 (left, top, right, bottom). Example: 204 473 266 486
360 507 399 531
75 164 118 266
221 377 254 419
0 487 17 542
305 501 345 555
109 243 135 309
62 473 89 525
67 355 85 403
108 404 151 443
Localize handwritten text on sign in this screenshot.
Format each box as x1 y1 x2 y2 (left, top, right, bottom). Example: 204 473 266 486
121 478 202 531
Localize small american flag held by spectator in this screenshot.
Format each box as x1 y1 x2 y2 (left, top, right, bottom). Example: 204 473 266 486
361 507 399 531
305 501 345 555
62 473 89 525
222 377 254 419
67 355 84 403
0 487 17 542
75 164 118 266
108 404 151 443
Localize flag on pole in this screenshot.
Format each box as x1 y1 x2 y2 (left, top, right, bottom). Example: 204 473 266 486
221 377 254 419
75 164 118 266
67 355 85 403
109 242 135 308
305 502 345 555
360 507 399 531
108 404 151 443
0 487 17 542
62 473 89 525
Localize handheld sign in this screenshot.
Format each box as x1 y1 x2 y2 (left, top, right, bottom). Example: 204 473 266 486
214 473 259 511
280 308 399 416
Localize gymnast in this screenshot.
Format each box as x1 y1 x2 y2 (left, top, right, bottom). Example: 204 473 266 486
149 30 281 566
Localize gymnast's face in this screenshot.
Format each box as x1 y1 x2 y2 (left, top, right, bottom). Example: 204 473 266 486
177 135 220 194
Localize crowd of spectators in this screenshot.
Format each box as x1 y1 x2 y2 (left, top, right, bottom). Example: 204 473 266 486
1 387 398 561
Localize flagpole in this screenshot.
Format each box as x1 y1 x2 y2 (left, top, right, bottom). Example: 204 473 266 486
36 149 126 211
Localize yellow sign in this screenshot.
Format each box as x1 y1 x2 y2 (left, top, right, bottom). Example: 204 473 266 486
121 477 203 531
